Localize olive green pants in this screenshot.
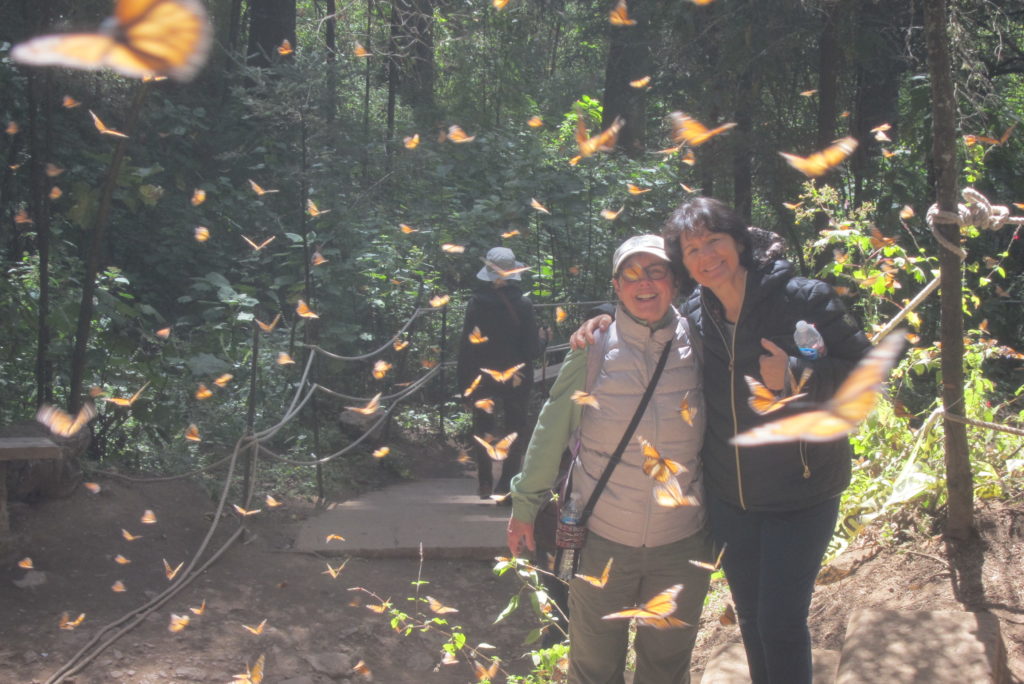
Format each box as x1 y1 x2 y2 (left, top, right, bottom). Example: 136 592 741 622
567 529 712 684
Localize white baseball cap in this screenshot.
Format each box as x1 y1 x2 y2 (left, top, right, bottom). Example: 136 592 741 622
612 234 669 276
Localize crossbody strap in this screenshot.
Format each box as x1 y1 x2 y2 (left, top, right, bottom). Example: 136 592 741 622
578 339 672 525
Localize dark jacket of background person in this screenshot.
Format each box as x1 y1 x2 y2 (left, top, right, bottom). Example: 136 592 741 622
456 283 541 394
680 259 872 512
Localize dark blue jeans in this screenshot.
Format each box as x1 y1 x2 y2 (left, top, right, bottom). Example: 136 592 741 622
708 493 840 684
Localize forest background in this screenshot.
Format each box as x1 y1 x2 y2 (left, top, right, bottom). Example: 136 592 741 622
1 0 1023 553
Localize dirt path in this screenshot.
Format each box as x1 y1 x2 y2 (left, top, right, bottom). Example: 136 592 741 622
2 437 1022 683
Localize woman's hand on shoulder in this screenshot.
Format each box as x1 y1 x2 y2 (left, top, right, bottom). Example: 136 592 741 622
569 314 612 350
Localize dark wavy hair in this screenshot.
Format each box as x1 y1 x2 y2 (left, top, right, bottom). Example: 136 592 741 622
662 197 758 292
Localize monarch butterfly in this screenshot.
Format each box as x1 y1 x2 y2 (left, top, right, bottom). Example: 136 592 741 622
640 438 686 483
140 509 157 524
653 478 700 508
62 95 81 108
323 560 348 578
234 653 265 684
60 612 87 630
627 183 650 195
122 528 142 541
473 432 518 461
732 331 906 445
602 584 687 629
473 659 500 681
194 226 210 242
346 393 382 415
629 75 651 89
392 339 409 351
609 0 637 26
399 223 418 234
36 402 96 437
353 42 370 57
530 198 551 214
555 306 568 323
11 0 212 82
690 543 727 572
576 557 613 588
84 482 102 494
248 179 278 196
18 557 33 569
468 326 489 344
265 494 283 508
277 39 293 56
679 396 697 426
527 115 543 128
575 109 624 157
89 110 128 138
779 137 858 177
256 314 281 333
372 446 390 458
243 235 276 251
352 660 373 678
111 580 126 592
232 504 261 517
570 390 599 409
325 533 345 542
426 596 459 614
295 299 319 318
430 294 450 308
114 554 131 565
744 375 807 415
403 134 419 149
276 351 295 365
190 188 206 206
195 383 213 400
190 599 206 615
242 619 267 635
447 125 475 143
104 381 150 407
167 610 190 634
306 199 331 217
668 112 737 147
213 373 233 387
372 360 392 379
480 363 525 384
474 398 495 413
869 225 896 249
163 558 184 580
502 229 521 239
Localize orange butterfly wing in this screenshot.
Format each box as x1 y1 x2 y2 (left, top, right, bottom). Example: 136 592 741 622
779 137 858 177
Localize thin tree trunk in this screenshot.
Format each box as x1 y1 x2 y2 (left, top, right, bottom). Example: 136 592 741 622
29 67 54 405
816 1 840 148
69 85 150 412
923 0 973 539
361 0 372 177
601 1 649 157
246 0 296 68
324 0 337 121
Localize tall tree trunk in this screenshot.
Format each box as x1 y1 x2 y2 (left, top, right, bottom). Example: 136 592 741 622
816 1 840 148
389 0 437 131
923 0 973 539
324 0 337 121
732 70 754 221
228 0 244 55
246 0 296 68
601 0 650 157
69 85 151 411
361 0 373 177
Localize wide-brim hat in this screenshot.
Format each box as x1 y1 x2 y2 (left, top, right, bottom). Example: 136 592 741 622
612 234 669 276
477 246 525 281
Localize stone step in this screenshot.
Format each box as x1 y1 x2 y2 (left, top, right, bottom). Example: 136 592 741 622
698 642 840 683
836 608 1009 684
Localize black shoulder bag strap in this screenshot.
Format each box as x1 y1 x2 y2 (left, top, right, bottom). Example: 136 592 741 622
577 339 673 526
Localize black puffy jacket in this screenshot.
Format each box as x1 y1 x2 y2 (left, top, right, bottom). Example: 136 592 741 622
456 284 541 393
680 260 872 511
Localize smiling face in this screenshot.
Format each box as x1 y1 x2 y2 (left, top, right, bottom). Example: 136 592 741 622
613 252 676 324
679 228 747 293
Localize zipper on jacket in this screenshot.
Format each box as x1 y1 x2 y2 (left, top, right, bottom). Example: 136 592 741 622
702 291 747 510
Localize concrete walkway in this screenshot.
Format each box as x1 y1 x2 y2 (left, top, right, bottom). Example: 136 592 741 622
294 477 510 559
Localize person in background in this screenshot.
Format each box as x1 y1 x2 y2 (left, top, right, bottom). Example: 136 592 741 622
509 235 710 683
573 198 871 684
457 246 541 501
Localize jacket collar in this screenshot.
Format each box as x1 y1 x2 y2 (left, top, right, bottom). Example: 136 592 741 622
614 303 678 344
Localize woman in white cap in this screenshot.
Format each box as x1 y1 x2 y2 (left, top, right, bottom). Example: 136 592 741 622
457 246 542 500
507 235 710 683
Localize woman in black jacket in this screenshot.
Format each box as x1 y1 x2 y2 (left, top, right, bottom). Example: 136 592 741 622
457 247 542 500
576 198 871 684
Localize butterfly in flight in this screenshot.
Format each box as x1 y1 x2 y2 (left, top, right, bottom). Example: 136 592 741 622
473 432 518 461
242 235 276 251
601 206 624 220
248 179 279 196
603 584 688 629
690 543 727 572
163 558 184 580
668 112 736 147
295 299 319 318
233 653 265 684
744 372 809 415
481 257 532 279
530 198 551 214
575 108 624 157
256 313 281 333
89 110 128 138
60 612 87 630
168 614 190 632
242 619 267 635
639 438 686 484
426 596 459 614
571 390 599 409
527 115 543 128
679 396 697 426
306 199 331 217
609 0 637 26
11 0 212 82
104 382 150 407
447 125 475 143
277 39 293 56
372 360 392 379
576 557 613 588
779 137 858 177
480 363 525 384
732 331 906 445
346 393 382 415
36 402 96 437
653 477 700 509
184 423 201 441
468 326 489 344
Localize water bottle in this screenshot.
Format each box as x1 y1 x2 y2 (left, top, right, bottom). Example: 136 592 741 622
794 320 826 360
556 494 581 580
